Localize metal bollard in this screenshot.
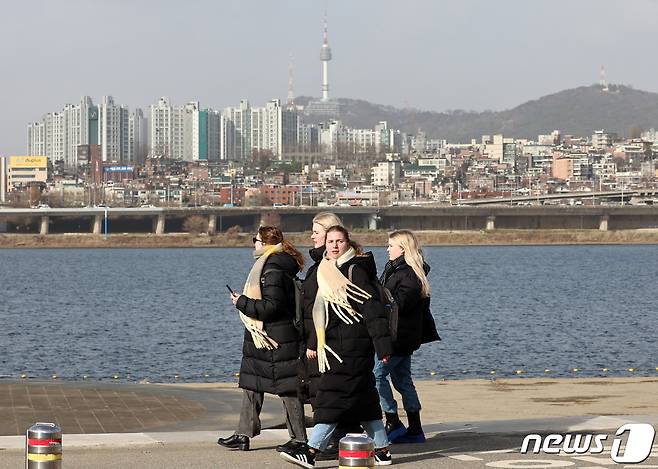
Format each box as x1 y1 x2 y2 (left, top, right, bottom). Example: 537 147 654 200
25 422 62 468
338 433 375 469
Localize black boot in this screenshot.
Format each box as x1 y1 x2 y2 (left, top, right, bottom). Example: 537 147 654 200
217 433 250 450
395 411 425 443
384 412 406 441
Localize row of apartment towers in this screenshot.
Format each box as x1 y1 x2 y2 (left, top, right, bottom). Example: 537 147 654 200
26 96 335 168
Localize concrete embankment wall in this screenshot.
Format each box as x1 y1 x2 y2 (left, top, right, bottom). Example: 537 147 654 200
2 229 658 249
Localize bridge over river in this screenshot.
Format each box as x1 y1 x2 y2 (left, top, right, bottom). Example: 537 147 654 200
1 205 658 235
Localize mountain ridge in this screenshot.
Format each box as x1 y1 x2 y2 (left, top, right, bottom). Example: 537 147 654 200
297 84 658 142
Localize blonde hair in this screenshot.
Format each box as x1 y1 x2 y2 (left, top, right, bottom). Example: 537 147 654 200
312 212 343 230
389 230 430 297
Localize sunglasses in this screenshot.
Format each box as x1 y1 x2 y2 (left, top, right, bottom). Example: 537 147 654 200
252 237 263 244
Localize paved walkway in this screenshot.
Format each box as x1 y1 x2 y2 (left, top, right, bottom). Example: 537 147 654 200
1 377 657 468
0 379 294 436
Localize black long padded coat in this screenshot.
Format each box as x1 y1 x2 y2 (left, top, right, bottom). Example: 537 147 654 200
313 253 393 424
235 251 302 397
381 258 429 356
298 246 324 406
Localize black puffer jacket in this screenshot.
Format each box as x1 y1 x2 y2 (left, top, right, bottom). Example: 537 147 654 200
314 253 393 424
298 246 324 405
236 251 301 397
381 257 430 356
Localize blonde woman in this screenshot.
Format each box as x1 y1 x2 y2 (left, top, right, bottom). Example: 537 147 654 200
375 229 431 444
299 212 343 404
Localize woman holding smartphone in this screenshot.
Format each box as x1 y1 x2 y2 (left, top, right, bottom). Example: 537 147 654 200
217 226 307 452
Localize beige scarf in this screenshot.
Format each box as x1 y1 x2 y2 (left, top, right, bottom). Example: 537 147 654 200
313 247 371 372
239 243 284 350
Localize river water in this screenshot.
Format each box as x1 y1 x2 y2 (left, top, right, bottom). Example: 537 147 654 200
1 245 656 382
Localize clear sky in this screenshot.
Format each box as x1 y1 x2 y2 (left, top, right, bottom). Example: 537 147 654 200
1 0 657 156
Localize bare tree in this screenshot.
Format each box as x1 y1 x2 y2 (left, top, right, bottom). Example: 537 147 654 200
183 215 208 235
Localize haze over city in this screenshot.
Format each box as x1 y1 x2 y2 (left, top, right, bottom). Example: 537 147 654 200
1 0 658 156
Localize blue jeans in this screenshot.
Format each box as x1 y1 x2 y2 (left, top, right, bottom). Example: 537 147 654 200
374 354 421 414
308 420 389 451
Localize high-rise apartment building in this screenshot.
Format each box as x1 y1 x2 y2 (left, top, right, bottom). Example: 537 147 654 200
27 121 46 157
319 120 349 153
129 109 148 164
250 99 300 160
27 96 138 167
221 100 252 161
298 123 320 154
374 121 401 154
150 97 174 158
99 96 120 162
182 101 211 162
44 111 65 163
151 98 220 162
207 110 221 162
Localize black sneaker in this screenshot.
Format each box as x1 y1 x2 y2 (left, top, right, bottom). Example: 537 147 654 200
276 439 305 453
280 443 316 468
375 447 393 466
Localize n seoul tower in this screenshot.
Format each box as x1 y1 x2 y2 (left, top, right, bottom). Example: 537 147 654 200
320 14 332 102
305 11 339 116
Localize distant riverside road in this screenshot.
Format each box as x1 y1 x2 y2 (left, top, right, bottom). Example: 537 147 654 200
1 205 658 242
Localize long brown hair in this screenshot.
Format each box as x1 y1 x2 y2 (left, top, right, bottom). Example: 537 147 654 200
259 226 305 270
325 225 364 255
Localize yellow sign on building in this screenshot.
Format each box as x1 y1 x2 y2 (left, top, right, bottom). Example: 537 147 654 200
9 156 48 169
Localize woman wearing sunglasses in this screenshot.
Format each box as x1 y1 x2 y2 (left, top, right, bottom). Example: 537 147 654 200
217 226 307 452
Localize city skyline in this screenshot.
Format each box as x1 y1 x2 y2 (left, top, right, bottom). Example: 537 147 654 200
2 0 658 156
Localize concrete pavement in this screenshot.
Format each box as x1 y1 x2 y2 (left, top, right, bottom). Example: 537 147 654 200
1 377 657 468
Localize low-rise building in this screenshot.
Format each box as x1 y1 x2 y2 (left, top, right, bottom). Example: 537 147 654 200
7 156 48 192
371 160 401 187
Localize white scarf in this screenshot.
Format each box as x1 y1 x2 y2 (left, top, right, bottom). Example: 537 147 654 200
313 247 371 372
239 243 283 350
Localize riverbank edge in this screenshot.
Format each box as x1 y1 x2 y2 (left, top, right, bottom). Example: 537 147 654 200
2 229 658 248
5 376 656 390
151 375 656 388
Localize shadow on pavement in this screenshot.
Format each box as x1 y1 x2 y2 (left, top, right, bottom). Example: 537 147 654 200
392 431 522 465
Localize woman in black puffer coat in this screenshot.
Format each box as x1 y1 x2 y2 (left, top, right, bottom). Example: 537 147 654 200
280 225 394 467
217 226 307 453
375 229 432 444
299 212 343 406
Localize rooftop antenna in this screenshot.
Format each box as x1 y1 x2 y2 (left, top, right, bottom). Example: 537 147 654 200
287 52 295 108
599 65 609 92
